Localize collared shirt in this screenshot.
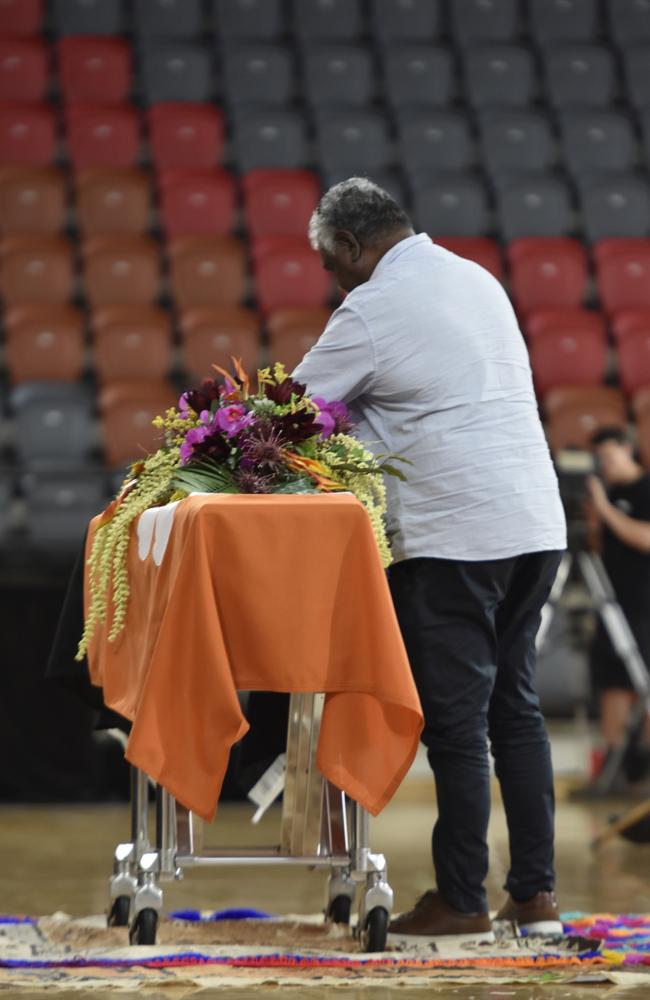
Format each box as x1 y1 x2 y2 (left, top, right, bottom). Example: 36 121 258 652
293 233 567 562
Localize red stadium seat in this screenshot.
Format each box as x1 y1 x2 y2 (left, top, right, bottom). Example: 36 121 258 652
0 102 55 164
65 104 140 170
4 304 84 383
529 325 608 397
617 331 650 396
507 238 588 314
99 379 176 468
58 37 132 104
0 0 44 37
594 239 650 314
168 235 246 308
526 307 607 341
0 165 65 233
242 170 321 239
75 167 150 235
434 237 505 282
92 305 172 383
0 234 73 305
253 237 332 313
82 235 160 307
612 309 650 343
0 39 48 101
147 103 225 169
544 386 627 453
179 305 261 380
157 168 236 237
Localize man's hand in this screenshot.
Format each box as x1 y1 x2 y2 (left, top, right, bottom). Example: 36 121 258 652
586 475 611 518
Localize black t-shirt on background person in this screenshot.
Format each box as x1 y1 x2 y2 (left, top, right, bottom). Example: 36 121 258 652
601 472 650 614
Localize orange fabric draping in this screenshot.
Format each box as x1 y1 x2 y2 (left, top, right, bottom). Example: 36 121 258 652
86 494 423 821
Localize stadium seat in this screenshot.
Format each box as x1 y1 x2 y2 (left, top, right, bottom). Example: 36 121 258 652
413 175 490 237
75 168 150 236
496 175 573 241
0 474 12 544
10 381 95 465
612 309 650 342
52 0 124 36
478 110 554 174
526 307 606 342
560 111 637 177
528 0 599 44
21 469 105 552
321 167 408 208
82 235 160 307
211 0 285 40
607 0 650 45
99 380 175 468
369 0 441 43
133 0 204 39
637 410 650 469
463 44 536 108
179 305 261 380
632 385 650 418
314 111 392 175
623 45 650 110
303 45 374 108
168 235 246 307
382 46 454 108
449 0 519 44
544 386 628 452
543 44 615 108
140 42 214 105
397 112 473 177
232 110 309 171
4 304 84 383
578 175 650 242
242 170 320 238
0 235 73 305
507 238 588 313
147 103 225 169
267 307 331 371
0 39 48 101
157 168 236 237
253 237 332 313
434 237 504 281
58 36 132 104
529 321 608 396
92 305 172 383
0 102 55 164
292 0 363 40
223 44 293 108
0 0 44 37
65 104 140 170
595 239 650 313
0 166 65 233
617 330 650 395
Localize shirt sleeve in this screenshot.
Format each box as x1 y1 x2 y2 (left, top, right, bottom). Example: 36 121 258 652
292 304 376 404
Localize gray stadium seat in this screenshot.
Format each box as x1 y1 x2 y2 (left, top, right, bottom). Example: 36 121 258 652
133 0 204 38
478 110 554 175
369 0 441 43
141 43 213 105
450 0 519 44
641 110 650 165
412 175 490 237
10 383 96 465
322 170 409 209
607 0 650 45
528 0 599 44
303 46 374 108
232 111 309 170
463 45 536 107
496 175 573 239
22 470 106 552
0 475 12 544
315 111 392 175
383 46 454 108
293 0 363 40
624 45 650 109
544 44 615 107
211 0 284 40
578 174 650 241
560 111 637 176
398 111 474 176
223 45 294 107
52 0 124 35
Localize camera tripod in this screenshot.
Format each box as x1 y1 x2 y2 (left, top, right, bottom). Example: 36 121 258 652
537 547 650 796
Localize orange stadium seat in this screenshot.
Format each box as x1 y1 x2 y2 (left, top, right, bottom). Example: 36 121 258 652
594 239 650 314
612 309 650 342
633 386 650 420
507 238 588 314
75 168 150 235
58 36 132 104
157 168 236 237
168 235 246 307
242 169 321 239
434 237 505 282
179 305 261 380
0 102 55 164
253 236 332 313
0 165 65 233
636 411 650 469
0 234 73 305
92 304 172 383
267 306 331 371
147 102 225 169
4 304 84 383
82 235 160 307
65 104 140 170
617 331 650 396
0 39 48 101
544 386 628 453
0 0 44 36
99 379 176 468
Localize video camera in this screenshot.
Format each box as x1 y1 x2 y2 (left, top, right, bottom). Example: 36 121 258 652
554 449 597 551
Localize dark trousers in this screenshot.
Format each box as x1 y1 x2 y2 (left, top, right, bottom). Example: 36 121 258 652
388 550 563 914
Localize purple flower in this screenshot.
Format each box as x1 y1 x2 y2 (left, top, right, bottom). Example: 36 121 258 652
179 423 212 464
213 404 255 439
312 398 353 438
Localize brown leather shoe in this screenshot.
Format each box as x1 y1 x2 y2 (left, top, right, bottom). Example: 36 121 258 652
494 891 563 936
387 890 495 946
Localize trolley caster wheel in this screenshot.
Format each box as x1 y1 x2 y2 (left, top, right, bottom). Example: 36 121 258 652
107 895 131 927
327 895 352 925
360 906 389 952
129 907 158 945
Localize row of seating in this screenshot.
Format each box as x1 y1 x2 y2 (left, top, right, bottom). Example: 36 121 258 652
3 0 650 48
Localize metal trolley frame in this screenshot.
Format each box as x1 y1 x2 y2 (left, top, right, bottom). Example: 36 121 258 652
107 694 394 951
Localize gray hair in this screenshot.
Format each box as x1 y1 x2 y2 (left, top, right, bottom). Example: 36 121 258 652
308 177 412 254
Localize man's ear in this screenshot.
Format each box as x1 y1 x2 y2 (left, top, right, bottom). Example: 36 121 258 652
334 229 362 263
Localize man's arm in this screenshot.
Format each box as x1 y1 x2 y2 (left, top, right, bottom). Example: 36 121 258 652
292 303 375 403
588 475 650 553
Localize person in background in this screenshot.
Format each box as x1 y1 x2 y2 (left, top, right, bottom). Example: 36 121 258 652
293 178 567 945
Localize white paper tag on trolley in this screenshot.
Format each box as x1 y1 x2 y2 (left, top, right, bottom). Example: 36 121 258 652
248 753 286 824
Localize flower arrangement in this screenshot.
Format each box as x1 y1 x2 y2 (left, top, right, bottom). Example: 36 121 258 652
77 360 406 660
